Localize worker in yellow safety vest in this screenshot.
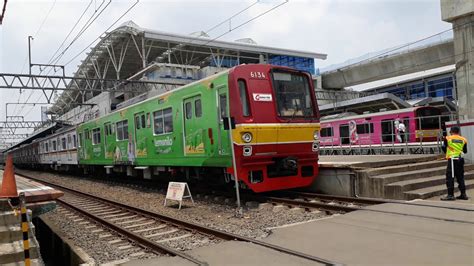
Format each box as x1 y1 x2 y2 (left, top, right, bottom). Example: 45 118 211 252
441 126 469 200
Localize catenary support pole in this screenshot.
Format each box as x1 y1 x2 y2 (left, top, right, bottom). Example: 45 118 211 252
226 117 243 217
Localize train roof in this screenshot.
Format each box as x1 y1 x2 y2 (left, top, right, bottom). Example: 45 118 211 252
79 67 232 126
321 106 436 123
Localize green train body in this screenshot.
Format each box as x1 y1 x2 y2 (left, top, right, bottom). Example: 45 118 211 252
78 71 232 168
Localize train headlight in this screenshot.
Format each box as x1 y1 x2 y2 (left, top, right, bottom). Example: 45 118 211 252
313 130 319 140
242 132 253 143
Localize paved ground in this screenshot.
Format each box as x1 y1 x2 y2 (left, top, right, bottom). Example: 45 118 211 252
428 188 474 204
263 202 473 265
124 201 473 265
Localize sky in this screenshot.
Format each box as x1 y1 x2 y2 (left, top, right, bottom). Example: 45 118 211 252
0 0 452 139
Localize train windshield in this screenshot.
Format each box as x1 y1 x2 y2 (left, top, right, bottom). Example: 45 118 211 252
271 71 314 118
416 108 441 129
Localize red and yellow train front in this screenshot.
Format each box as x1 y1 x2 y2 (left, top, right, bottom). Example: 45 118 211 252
227 64 320 192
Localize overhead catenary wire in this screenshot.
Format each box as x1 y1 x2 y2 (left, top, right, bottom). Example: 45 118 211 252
204 0 260 35
62 0 140 66
18 0 110 119
202 0 289 47
46 0 94 66
49 0 111 66
14 0 58 117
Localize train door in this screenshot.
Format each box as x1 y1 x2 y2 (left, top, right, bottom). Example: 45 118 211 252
134 113 148 158
217 88 231 156
104 122 115 159
339 124 349 145
183 95 205 156
381 119 394 142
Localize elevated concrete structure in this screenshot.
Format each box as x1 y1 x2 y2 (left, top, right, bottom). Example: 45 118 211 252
321 40 454 89
441 0 474 120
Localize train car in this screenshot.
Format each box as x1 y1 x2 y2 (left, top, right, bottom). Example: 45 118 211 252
10 142 39 167
77 64 320 192
38 126 78 171
319 106 446 147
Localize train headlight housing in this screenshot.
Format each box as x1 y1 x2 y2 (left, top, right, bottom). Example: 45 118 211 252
242 132 253 143
313 130 319 140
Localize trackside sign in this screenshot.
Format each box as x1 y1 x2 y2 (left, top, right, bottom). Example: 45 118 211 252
164 182 194 210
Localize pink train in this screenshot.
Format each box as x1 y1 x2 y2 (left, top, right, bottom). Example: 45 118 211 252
319 107 448 146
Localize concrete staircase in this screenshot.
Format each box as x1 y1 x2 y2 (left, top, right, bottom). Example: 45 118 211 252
357 159 474 200
0 210 40 265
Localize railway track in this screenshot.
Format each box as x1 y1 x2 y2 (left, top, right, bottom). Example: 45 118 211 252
19 173 342 266
262 191 388 213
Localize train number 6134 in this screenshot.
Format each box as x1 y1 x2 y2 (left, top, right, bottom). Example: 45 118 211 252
250 71 266 79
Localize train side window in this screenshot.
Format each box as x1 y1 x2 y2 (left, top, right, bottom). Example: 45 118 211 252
356 123 374 134
135 116 141 130
45 142 49 152
320 127 333 137
153 110 164 134
62 138 67 150
52 140 57 151
146 113 151 128
238 79 251 116
78 133 83 147
67 134 71 146
153 108 173 135
104 123 110 136
84 129 90 140
73 135 77 148
163 108 173 133
141 114 146 129
185 102 192 119
116 120 128 141
195 99 202 117
92 128 101 145
219 94 227 119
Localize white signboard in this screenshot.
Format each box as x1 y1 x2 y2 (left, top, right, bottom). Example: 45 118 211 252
252 93 273 102
164 182 194 210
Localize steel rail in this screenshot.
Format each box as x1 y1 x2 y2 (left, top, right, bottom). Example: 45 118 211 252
263 196 361 213
19 173 342 266
57 197 206 265
280 191 390 205
285 191 474 212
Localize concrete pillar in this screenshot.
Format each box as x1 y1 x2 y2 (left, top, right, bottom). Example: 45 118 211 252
441 0 474 120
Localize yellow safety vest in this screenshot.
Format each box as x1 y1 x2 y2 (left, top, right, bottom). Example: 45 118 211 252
446 134 467 159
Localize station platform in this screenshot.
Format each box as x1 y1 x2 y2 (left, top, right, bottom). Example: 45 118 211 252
0 170 63 205
121 200 473 265
318 154 440 168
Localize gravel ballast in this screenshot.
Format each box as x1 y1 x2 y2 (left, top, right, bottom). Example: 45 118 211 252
22 169 329 261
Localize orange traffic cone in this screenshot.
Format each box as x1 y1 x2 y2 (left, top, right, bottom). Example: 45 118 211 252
0 154 18 198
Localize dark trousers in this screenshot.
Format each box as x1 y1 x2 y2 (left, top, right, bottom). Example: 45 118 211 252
445 158 466 196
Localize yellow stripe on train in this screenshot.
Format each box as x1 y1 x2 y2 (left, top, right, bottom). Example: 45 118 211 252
232 123 320 145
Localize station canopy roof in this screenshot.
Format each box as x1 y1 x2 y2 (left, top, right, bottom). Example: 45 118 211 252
52 21 326 115
319 93 411 116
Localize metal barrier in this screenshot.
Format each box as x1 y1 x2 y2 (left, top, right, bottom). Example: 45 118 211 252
320 114 455 155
